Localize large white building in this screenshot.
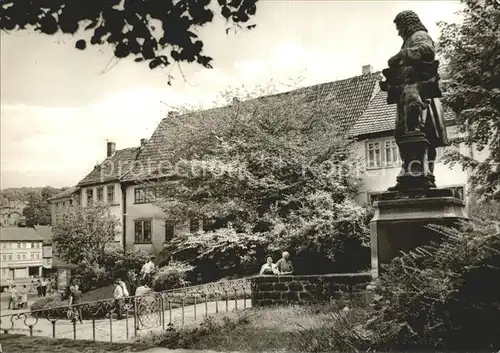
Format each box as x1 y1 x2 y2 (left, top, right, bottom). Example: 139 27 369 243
0 227 45 286
50 65 485 255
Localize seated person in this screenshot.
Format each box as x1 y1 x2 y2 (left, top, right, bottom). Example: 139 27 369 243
275 251 293 275
259 256 278 275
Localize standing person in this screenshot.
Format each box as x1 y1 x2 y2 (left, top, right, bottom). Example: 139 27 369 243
41 278 47 297
8 285 17 310
113 278 124 320
140 256 156 282
134 280 152 330
68 285 83 324
20 285 28 309
275 251 294 275
36 279 42 297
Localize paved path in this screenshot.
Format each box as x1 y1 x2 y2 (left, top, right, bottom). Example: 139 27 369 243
1 299 251 343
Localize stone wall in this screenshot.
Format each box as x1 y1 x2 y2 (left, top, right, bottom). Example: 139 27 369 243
251 273 372 306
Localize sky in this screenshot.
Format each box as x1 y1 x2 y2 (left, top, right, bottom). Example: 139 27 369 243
0 0 463 188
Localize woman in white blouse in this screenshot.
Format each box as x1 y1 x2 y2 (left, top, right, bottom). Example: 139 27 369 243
259 256 278 275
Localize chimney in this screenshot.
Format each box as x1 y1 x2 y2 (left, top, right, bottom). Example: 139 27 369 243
140 138 148 147
362 64 373 75
107 141 116 157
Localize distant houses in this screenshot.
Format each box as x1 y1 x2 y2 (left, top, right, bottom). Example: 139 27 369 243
0 227 44 288
48 65 484 256
0 200 26 227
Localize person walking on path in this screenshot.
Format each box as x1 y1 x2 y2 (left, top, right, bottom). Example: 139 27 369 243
113 278 125 320
134 280 152 330
41 278 48 297
7 285 17 310
68 284 83 324
20 285 28 309
36 279 42 297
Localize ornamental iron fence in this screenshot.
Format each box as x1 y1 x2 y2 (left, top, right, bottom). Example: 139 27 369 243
0 278 252 343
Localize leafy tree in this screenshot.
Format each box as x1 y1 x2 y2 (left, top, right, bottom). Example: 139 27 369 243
0 0 258 83
53 204 119 265
149 82 371 278
22 186 60 226
437 0 500 200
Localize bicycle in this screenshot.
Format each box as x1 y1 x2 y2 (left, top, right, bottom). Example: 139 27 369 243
66 306 81 322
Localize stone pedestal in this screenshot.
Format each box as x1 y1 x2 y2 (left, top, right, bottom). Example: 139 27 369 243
370 188 468 279
396 131 435 190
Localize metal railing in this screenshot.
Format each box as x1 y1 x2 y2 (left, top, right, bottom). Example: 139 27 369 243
0 278 252 343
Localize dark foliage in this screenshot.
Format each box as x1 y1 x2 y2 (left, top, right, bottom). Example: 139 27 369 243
0 0 259 83
438 0 500 200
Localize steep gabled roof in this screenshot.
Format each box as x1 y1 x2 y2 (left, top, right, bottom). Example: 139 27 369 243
0 227 45 242
48 186 79 201
77 147 141 187
34 225 54 245
122 72 382 182
350 87 457 138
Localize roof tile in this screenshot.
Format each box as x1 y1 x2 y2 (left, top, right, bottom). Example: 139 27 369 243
77 147 141 186
122 73 382 181
0 227 45 242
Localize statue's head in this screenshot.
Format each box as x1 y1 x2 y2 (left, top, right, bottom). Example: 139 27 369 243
394 10 428 40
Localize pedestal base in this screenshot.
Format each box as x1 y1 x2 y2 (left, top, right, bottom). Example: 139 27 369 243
370 188 468 279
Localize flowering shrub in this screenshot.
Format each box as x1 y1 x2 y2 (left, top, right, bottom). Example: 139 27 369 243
151 261 194 291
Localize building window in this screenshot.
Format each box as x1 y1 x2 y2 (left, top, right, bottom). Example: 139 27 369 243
36 254 39 259
22 254 26 260
165 221 175 242
87 189 94 205
134 219 152 244
366 142 381 168
31 242 35 248
69 199 73 206
384 140 400 167
189 218 200 233
31 254 35 260
16 255 20 261
8 255 12 261
107 185 115 204
134 188 151 204
2 255 6 261
97 187 104 202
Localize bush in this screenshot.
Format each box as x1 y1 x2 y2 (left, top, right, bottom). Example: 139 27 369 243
151 261 193 292
71 247 149 293
366 221 500 351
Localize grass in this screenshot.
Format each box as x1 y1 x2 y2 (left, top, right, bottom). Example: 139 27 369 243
136 303 372 352
0 334 153 353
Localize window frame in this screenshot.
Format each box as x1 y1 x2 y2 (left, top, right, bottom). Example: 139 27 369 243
97 187 104 203
134 219 153 244
134 187 151 204
189 218 200 233
366 141 382 169
86 189 94 205
107 185 115 204
164 220 175 242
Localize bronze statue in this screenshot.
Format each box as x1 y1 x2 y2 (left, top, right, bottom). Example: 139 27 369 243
380 10 448 191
